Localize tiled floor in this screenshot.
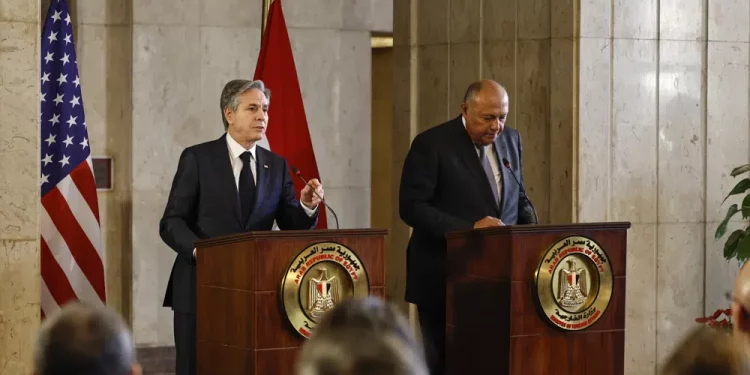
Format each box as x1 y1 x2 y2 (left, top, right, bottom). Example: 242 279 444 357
137 346 175 375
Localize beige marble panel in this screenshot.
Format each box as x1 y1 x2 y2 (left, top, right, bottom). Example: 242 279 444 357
550 0 575 38
0 21 39 240
98 192 131 320
364 0 393 32
515 40 550 223
132 188 175 345
341 0 385 31
199 26 261 132
579 0 610 38
624 224 657 375
392 0 412 46
132 25 203 191
549 38 575 223
449 42 479 111
708 0 750 42
199 0 262 27
613 0 657 39
281 0 343 29
706 42 749 222
659 0 703 41
658 41 704 223
69 0 130 25
320 187 371 229
416 0 448 45
705 221 742 314
577 38 610 223
611 39 658 223
417 44 450 131
450 0 480 43
483 0 516 41
656 223 705 366
518 0 550 40
0 240 39 374
482 41 516 115
133 0 199 25
0 0 38 22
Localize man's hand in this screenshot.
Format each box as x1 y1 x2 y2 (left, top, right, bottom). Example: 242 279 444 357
301 178 324 209
473 216 504 229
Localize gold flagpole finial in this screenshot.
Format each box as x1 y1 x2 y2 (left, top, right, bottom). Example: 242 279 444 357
262 0 273 38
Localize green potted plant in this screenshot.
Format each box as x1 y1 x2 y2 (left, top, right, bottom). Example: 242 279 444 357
696 163 750 331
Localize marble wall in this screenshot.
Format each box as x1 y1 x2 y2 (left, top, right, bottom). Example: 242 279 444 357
0 0 40 372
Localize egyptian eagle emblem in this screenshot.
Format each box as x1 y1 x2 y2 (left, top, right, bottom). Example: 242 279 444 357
557 259 588 308
307 268 340 319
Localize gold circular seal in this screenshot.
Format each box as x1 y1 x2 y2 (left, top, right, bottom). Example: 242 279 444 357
280 242 369 338
534 236 613 331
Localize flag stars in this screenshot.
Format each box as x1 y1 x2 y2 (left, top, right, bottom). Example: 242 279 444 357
44 52 54 64
80 138 89 150
73 76 80 88
47 31 58 43
53 93 64 106
66 115 77 127
51 10 62 23
64 34 71 45
59 155 71 168
45 134 56 146
41 174 50 186
40 92 46 102
41 72 50 83
49 113 60 125
56 73 67 85
60 53 70 65
64 13 71 25
63 135 74 148
42 154 53 166
69 95 80 108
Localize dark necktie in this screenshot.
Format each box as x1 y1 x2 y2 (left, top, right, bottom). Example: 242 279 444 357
239 151 256 224
477 144 499 209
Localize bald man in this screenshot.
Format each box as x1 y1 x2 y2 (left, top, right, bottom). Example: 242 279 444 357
399 80 536 375
733 262 750 351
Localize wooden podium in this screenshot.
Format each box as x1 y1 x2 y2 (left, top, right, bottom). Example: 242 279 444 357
193 229 387 375
445 222 630 375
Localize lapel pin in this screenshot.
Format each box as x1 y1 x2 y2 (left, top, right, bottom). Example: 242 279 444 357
263 165 269 169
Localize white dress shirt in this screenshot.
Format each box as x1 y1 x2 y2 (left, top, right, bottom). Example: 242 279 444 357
462 116 503 203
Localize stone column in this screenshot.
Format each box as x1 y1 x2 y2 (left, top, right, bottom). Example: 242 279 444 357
0 0 41 373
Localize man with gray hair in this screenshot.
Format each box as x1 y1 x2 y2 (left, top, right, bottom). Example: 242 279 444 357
160 79 324 375
34 302 141 375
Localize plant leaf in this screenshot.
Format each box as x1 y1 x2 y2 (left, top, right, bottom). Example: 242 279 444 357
736 231 750 262
743 195 750 219
731 164 750 177
723 179 750 204
715 204 739 240
724 229 745 259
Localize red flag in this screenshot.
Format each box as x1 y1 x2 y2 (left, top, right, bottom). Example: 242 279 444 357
254 0 327 229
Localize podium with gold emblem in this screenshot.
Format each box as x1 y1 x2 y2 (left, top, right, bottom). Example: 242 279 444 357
193 229 386 375
445 222 629 375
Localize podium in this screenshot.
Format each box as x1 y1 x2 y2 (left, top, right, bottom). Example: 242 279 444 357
446 222 630 375
194 229 387 375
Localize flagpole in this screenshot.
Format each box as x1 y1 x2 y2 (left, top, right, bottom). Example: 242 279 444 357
261 0 273 39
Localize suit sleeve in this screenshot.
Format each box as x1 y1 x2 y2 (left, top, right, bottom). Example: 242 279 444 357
516 131 536 224
399 134 474 238
276 158 318 230
159 148 201 264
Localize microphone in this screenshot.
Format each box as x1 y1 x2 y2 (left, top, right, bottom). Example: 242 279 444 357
501 158 539 225
291 166 340 230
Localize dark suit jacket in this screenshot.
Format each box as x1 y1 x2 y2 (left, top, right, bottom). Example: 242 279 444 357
159 134 318 313
399 116 535 306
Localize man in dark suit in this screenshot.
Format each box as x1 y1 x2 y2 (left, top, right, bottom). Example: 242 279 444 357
159 79 324 375
399 80 536 375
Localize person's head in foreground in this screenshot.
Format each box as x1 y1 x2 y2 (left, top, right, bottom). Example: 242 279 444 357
734 261 750 353
296 297 428 375
34 302 141 375
661 326 749 375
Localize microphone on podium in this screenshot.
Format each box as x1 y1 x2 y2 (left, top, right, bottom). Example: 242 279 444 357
291 166 340 230
501 158 539 225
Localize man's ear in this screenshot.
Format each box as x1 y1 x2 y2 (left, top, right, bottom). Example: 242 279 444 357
460 103 469 117
223 107 233 126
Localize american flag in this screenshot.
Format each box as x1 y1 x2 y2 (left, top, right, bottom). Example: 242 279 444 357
40 0 106 318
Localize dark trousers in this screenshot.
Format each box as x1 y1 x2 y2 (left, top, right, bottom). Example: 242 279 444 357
418 303 446 375
174 312 196 375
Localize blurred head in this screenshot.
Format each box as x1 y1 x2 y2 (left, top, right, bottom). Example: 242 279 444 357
34 302 141 375
297 297 428 375
734 263 750 347
220 79 271 147
460 80 509 146
661 326 750 375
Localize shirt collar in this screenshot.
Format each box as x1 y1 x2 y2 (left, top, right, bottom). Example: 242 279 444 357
226 133 256 160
